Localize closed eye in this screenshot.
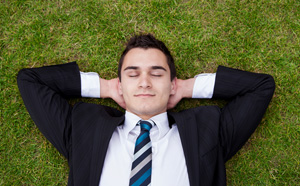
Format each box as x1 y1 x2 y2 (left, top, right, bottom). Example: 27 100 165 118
151 70 164 77
151 74 162 77
128 73 139 77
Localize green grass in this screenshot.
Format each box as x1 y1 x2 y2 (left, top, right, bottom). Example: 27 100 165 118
1 0 299 185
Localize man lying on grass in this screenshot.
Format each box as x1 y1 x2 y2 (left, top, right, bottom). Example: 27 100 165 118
18 34 275 186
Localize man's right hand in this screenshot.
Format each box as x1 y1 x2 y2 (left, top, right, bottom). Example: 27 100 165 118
100 78 126 109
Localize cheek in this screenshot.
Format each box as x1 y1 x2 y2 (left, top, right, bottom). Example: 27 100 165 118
120 85 133 100
158 86 172 99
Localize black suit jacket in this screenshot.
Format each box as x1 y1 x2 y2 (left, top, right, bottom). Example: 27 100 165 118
17 62 275 186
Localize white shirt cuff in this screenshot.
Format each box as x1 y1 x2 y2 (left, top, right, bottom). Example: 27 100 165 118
80 72 101 98
192 73 216 98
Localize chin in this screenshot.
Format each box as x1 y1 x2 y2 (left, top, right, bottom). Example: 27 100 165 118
138 108 165 117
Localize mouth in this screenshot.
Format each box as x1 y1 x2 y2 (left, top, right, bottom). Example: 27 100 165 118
134 94 155 98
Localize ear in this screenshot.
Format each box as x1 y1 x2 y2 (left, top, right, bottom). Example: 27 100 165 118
118 79 123 95
170 77 177 95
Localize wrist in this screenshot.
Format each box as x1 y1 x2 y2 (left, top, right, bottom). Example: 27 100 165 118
100 78 110 98
177 78 195 98
100 78 120 99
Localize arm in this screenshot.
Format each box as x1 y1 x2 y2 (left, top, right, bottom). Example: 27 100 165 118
79 71 125 108
213 66 275 161
167 73 216 109
17 62 81 159
18 62 125 159
168 66 275 161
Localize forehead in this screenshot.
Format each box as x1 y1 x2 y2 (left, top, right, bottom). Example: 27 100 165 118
122 48 168 70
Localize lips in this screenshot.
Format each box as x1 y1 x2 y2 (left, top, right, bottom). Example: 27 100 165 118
134 94 155 97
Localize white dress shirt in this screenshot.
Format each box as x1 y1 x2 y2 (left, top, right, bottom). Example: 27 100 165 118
80 72 216 186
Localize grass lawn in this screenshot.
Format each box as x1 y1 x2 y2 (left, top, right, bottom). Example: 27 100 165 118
1 0 299 185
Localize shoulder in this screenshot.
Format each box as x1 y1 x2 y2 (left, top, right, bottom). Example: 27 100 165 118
73 102 124 117
72 102 124 126
169 106 222 155
70 102 124 138
169 105 221 134
170 105 221 121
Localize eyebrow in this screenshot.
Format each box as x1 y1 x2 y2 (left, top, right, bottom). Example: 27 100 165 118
151 66 167 71
124 66 138 71
123 66 167 71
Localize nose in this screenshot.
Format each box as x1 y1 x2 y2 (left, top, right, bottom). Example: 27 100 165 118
138 74 152 89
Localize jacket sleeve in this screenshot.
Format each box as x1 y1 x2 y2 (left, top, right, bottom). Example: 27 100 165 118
213 66 275 161
17 62 81 159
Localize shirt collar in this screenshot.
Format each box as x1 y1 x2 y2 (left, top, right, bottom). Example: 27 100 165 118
123 111 170 140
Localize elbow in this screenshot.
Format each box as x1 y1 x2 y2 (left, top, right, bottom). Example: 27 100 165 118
261 74 276 99
17 68 37 89
17 69 27 85
266 74 275 94
17 68 35 84
17 68 28 81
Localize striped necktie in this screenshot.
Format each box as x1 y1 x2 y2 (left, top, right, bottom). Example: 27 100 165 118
129 120 153 186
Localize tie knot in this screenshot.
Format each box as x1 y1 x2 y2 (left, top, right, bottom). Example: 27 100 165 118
139 120 153 132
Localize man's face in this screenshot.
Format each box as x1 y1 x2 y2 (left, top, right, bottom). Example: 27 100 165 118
118 48 176 120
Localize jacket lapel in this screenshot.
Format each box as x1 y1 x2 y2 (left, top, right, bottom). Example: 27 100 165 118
89 115 125 186
169 111 200 186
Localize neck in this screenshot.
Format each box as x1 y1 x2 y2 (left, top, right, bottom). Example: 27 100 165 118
126 110 166 120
